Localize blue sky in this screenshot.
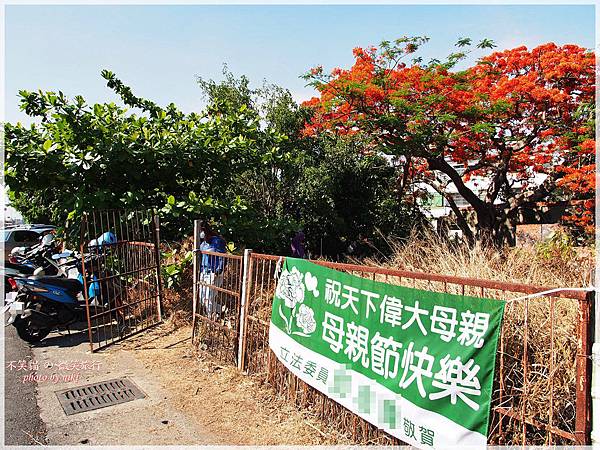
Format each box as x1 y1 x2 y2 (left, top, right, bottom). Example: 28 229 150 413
5 4 596 124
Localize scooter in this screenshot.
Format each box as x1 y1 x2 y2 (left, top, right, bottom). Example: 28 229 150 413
3 235 58 295
7 234 62 276
5 255 127 343
4 232 125 343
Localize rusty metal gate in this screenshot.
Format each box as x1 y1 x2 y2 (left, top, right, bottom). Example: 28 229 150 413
80 209 163 352
191 219 243 363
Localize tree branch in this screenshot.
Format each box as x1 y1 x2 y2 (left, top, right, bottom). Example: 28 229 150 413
427 180 475 243
426 157 486 211
500 171 561 211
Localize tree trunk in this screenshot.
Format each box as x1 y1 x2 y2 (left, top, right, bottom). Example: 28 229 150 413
474 205 517 247
424 157 526 248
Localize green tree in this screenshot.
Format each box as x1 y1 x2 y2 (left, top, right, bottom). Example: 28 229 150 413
194 69 421 255
5 70 284 241
6 68 418 256
296 135 423 258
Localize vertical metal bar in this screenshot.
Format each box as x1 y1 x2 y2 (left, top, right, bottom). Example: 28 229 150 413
575 290 594 444
128 212 136 333
140 210 151 329
237 249 252 369
132 209 142 334
80 213 95 352
235 256 242 330
549 296 555 445
258 258 266 369
265 258 273 368
522 297 529 445
123 211 133 333
152 212 163 321
150 210 158 325
111 210 124 333
95 210 109 349
102 210 116 346
192 219 201 342
498 294 505 439
249 256 261 373
89 211 99 350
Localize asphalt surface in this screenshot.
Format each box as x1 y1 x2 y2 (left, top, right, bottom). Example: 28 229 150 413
4 325 48 445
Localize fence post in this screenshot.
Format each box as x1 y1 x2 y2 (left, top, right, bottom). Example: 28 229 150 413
592 264 600 446
575 289 594 444
152 213 164 322
79 212 95 352
191 219 202 342
237 248 252 370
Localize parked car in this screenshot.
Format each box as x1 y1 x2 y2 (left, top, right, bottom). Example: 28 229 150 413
2 224 56 260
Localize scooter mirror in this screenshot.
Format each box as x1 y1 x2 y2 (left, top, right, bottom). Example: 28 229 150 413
41 234 55 247
11 247 25 256
52 251 73 260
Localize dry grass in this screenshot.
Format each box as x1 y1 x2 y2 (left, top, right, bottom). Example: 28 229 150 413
367 228 593 288
161 229 594 445
357 230 594 444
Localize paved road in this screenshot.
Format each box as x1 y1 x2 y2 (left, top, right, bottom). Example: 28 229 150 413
4 325 47 445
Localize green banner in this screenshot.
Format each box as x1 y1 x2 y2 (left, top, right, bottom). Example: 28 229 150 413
269 258 504 450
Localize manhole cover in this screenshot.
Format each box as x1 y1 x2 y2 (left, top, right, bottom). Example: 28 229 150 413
55 378 146 415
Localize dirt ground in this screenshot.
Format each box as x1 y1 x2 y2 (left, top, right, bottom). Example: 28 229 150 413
116 321 352 445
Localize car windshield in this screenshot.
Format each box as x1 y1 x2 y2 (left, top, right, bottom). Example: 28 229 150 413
0 230 11 242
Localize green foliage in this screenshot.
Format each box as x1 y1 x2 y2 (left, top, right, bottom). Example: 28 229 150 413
535 230 576 261
6 68 418 258
5 70 285 241
197 65 254 115
294 136 424 257
162 249 193 288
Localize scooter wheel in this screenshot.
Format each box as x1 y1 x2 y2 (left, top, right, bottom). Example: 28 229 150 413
13 317 51 343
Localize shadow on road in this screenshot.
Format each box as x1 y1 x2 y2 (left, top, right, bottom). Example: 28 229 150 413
28 321 125 349
36 326 90 348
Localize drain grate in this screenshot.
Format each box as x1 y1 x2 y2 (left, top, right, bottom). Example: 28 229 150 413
55 378 146 415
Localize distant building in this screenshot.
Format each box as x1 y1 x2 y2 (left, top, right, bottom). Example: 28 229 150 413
416 161 562 242
1 187 24 226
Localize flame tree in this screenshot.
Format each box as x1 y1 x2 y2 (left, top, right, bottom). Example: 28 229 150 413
302 37 595 246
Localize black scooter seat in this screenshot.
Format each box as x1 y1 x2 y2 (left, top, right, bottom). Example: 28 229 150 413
37 276 83 294
5 261 35 274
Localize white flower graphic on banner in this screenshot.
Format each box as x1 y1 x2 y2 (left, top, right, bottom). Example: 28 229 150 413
276 265 319 337
276 267 306 309
304 272 320 297
296 304 317 335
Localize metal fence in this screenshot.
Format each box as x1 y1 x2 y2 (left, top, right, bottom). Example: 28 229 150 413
194 249 593 445
191 220 244 364
80 209 163 352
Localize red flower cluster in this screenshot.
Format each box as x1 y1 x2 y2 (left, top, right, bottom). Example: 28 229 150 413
302 41 596 235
